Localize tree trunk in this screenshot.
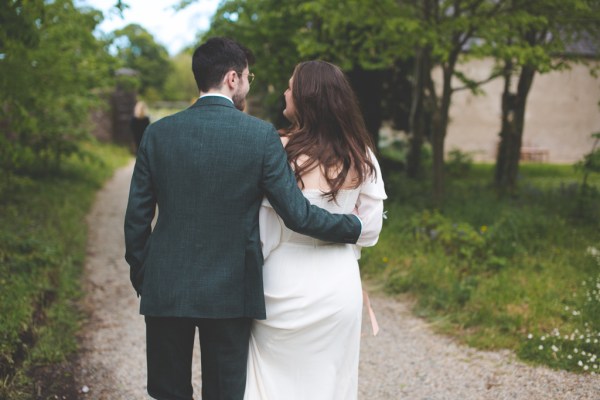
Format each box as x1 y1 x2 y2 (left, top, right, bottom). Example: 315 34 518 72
390 59 412 133
431 113 445 206
494 60 517 190
407 0 436 179
347 68 384 149
495 62 536 193
406 48 431 179
430 62 454 207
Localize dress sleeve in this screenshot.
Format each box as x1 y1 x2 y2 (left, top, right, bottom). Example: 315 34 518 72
259 198 282 260
354 149 387 259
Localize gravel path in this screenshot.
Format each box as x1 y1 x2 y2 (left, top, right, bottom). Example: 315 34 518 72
76 162 600 399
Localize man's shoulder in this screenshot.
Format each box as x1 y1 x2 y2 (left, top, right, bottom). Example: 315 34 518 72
211 108 278 139
238 112 277 134
146 107 277 140
144 107 199 134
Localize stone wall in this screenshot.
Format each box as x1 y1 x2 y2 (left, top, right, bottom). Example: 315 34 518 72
111 88 137 146
442 58 600 163
89 88 137 146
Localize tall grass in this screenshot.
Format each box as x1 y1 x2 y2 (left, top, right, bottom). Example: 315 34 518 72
0 141 130 398
361 162 600 373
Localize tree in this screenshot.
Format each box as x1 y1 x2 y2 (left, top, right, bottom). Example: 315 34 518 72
193 0 597 207
111 24 172 100
401 0 511 204
163 50 199 102
0 0 115 178
285 0 510 207
292 0 415 146
492 0 600 193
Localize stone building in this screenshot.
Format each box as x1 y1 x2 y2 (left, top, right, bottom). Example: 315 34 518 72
444 48 599 163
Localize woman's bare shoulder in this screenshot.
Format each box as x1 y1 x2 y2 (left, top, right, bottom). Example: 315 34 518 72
280 135 290 148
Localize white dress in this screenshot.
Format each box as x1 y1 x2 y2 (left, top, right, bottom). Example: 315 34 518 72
244 154 387 400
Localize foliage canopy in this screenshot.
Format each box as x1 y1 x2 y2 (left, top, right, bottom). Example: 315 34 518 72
0 0 116 180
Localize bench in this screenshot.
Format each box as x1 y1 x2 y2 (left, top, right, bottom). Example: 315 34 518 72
520 146 549 162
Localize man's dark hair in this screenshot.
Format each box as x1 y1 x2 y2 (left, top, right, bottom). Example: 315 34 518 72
192 37 255 92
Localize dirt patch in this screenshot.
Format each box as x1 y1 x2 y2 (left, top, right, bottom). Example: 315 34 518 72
28 356 81 400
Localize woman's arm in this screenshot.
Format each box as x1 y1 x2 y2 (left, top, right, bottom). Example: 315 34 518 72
355 150 387 251
259 199 282 260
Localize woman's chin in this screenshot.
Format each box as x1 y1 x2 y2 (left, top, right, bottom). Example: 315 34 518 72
282 110 294 123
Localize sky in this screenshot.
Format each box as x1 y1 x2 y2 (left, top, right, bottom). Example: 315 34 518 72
77 0 221 55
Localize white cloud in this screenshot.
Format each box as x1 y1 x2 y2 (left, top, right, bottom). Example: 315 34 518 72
78 0 220 55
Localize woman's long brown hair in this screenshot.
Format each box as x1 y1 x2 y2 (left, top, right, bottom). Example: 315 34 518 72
282 61 376 201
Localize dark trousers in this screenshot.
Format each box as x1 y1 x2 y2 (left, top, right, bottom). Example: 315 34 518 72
145 316 252 400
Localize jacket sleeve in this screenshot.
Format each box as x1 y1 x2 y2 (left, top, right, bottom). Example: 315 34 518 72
124 134 156 294
260 127 361 244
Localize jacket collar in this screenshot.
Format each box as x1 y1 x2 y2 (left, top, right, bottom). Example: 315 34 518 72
191 95 236 109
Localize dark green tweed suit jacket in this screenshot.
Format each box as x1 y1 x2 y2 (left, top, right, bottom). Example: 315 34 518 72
124 96 361 319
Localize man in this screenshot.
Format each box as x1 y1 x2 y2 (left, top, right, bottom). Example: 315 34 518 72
124 37 362 400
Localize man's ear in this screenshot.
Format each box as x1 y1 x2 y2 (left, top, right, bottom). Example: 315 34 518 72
224 70 237 90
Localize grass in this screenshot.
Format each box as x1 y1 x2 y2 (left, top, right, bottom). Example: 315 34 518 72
0 141 131 399
361 161 600 374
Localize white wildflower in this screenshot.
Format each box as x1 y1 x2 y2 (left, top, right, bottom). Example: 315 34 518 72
552 329 560 337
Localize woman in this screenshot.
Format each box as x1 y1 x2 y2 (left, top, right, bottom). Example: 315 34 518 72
130 100 150 151
244 61 387 399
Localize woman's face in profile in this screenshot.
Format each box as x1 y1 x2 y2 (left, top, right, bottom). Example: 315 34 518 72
283 77 296 122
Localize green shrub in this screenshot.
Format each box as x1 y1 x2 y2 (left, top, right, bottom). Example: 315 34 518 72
445 148 473 178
